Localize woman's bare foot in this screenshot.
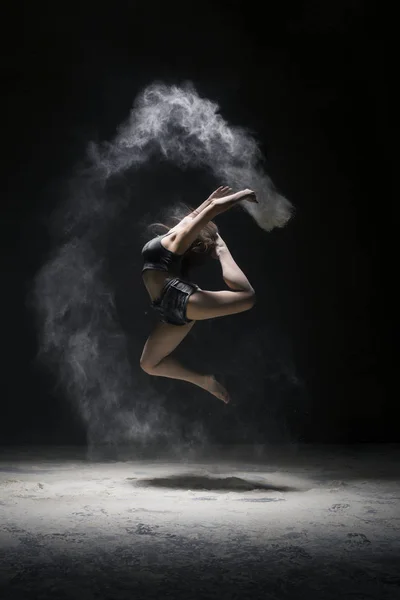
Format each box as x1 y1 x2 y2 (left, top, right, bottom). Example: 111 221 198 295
203 375 230 404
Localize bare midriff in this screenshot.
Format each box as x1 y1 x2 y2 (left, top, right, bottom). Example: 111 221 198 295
142 269 172 302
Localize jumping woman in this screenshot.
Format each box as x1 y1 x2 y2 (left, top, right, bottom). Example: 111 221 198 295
140 186 258 404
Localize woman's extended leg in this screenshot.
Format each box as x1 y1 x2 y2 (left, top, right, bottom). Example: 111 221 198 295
186 238 256 321
140 321 229 403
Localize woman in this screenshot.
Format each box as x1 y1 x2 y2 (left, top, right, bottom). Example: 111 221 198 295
140 186 258 404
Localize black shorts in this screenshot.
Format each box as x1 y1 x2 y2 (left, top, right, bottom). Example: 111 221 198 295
151 277 200 326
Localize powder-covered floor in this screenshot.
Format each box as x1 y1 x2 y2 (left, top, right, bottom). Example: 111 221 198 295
1 444 399 599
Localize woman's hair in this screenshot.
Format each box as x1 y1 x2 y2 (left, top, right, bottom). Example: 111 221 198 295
146 201 219 275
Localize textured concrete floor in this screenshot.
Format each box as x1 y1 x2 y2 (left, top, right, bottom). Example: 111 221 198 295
1 444 399 599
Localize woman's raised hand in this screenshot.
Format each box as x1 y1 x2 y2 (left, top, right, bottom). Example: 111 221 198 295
209 186 258 204
239 189 258 203
207 186 233 201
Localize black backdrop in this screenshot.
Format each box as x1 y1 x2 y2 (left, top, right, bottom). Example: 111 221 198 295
2 0 391 445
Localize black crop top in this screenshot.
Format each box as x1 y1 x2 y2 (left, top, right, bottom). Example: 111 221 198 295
141 235 184 275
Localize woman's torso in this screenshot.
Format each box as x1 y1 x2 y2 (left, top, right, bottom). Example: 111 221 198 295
141 231 186 301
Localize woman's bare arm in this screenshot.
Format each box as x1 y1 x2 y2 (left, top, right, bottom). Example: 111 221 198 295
211 188 257 213
187 186 233 219
171 189 257 254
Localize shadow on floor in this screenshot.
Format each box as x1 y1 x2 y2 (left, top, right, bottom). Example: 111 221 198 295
133 473 300 492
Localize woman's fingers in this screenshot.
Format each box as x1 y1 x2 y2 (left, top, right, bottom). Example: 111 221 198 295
209 185 233 200
209 186 224 199
219 186 232 197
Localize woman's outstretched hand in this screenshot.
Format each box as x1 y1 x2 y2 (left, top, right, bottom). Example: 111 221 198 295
208 186 257 203
207 186 233 201
210 187 258 208
239 189 258 203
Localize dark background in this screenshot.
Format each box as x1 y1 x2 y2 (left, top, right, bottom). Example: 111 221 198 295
2 0 391 446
